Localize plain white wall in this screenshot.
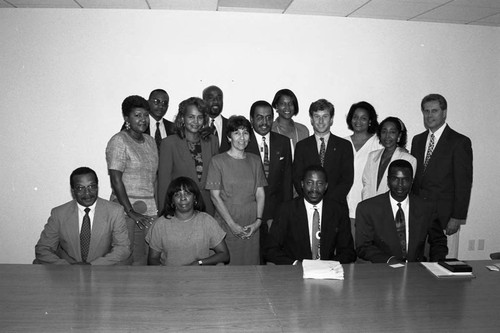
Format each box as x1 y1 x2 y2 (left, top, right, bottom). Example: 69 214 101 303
0 9 498 263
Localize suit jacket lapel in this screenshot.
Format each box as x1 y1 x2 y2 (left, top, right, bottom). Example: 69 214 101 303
323 133 335 168
68 202 82 261
296 199 312 257
88 198 106 261
382 194 403 257
268 133 280 179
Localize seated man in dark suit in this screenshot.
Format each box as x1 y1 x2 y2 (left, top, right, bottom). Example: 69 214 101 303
265 165 356 264
35 167 130 265
356 159 447 264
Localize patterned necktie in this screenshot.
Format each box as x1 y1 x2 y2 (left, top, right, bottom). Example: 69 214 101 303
311 207 321 259
395 203 407 259
319 137 326 167
262 136 269 178
423 133 435 170
155 121 162 150
80 207 91 263
210 118 218 137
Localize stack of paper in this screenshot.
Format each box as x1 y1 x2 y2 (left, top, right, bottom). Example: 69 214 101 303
302 260 344 280
421 262 475 278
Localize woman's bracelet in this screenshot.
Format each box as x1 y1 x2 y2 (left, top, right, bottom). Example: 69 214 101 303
256 217 262 220
126 207 135 216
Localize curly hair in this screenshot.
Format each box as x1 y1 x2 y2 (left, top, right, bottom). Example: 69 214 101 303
121 95 149 118
174 97 209 140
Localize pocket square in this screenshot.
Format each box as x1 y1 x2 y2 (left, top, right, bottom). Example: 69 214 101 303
279 156 284 160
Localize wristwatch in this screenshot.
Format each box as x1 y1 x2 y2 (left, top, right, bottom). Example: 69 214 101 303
198 260 203 266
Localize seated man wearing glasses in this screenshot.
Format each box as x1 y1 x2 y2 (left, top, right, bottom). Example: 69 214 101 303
35 167 130 265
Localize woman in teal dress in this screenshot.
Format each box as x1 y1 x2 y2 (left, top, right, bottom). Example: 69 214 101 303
206 116 267 265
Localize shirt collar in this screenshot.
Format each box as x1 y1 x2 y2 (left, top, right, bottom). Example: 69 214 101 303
253 130 270 142
428 122 447 139
315 132 330 142
389 193 409 209
77 200 97 213
304 198 323 211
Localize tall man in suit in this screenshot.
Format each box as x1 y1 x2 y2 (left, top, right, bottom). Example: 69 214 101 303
356 160 447 264
265 165 356 264
35 167 130 265
411 94 473 258
246 100 293 262
293 99 354 205
202 85 230 153
121 89 175 150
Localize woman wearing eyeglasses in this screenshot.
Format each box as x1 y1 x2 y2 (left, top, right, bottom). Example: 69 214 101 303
106 95 158 265
271 89 309 150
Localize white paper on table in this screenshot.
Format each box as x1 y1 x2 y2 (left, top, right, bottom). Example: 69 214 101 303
421 262 474 278
302 259 344 280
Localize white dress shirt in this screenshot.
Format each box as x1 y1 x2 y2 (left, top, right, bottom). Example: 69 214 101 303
254 130 270 163
425 123 447 158
389 195 410 252
77 201 97 231
315 132 331 154
304 199 323 248
149 116 171 139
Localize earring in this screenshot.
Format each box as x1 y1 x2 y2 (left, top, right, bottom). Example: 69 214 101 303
194 200 198 206
125 122 130 130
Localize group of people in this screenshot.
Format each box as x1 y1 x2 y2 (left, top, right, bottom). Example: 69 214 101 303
34 87 473 267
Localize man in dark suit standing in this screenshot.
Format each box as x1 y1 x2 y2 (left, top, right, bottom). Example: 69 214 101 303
265 165 356 264
121 89 175 150
35 167 130 265
246 100 293 262
202 85 230 153
356 160 447 264
411 94 473 258
293 99 354 205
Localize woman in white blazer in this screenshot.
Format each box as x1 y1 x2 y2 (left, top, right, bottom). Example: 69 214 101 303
361 116 416 200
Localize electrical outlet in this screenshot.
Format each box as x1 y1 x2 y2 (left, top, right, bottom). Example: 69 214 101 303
478 239 485 251
468 239 475 251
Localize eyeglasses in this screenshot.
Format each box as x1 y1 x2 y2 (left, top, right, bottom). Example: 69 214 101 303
74 184 98 193
151 99 169 107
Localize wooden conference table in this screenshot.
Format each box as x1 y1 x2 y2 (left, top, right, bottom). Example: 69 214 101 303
0 261 498 332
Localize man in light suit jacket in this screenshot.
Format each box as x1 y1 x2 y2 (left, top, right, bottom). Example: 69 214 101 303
35 167 130 265
246 100 293 262
356 160 447 264
293 99 354 205
411 94 473 258
265 165 356 264
121 89 175 149
202 85 230 153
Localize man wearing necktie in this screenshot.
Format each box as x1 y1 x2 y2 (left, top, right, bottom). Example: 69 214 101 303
355 160 447 264
246 100 293 263
411 94 473 259
293 99 354 206
201 85 231 153
35 167 130 265
265 165 356 265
